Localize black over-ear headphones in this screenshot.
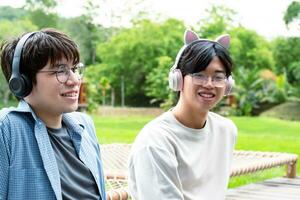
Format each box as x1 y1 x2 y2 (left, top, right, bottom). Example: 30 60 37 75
9 32 36 98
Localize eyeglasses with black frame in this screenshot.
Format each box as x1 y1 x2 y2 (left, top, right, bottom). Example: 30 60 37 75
38 63 85 84
190 72 227 88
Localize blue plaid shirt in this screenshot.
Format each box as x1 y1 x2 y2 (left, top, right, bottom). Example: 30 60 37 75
0 100 106 200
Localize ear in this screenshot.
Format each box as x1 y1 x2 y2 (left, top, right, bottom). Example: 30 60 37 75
215 34 230 49
184 30 199 45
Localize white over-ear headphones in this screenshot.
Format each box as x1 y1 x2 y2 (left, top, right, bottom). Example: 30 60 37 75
168 45 186 92
168 30 234 96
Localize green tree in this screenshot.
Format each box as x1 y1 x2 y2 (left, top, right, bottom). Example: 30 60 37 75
284 1 300 25
272 37 300 73
271 37 300 98
230 27 275 71
0 6 27 20
99 76 111 106
145 56 173 106
97 19 185 106
229 27 280 115
197 5 236 38
25 0 58 28
57 16 106 64
27 9 58 29
0 19 37 41
25 0 57 11
84 63 105 110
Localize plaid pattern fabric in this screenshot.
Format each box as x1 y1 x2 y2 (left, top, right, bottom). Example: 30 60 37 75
0 100 106 200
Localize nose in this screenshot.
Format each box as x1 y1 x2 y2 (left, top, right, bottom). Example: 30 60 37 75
202 77 214 88
66 70 81 85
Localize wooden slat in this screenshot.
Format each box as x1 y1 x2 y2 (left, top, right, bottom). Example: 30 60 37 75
226 177 300 200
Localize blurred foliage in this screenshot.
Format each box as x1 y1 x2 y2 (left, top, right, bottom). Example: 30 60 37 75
57 16 106 64
284 1 300 25
271 37 300 98
196 5 236 38
0 2 299 115
0 6 27 20
271 37 300 73
97 18 185 106
28 9 59 29
145 56 173 106
25 0 57 11
230 27 275 71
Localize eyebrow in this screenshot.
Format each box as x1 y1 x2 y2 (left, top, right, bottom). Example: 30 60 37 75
51 63 68 69
214 70 226 75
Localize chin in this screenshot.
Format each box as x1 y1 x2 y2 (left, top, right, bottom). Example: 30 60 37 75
196 101 216 111
63 105 78 113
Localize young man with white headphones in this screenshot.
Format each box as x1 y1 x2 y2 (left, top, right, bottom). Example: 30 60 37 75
0 29 106 200
128 30 237 200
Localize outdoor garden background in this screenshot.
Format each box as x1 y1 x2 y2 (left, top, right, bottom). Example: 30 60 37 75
0 0 300 189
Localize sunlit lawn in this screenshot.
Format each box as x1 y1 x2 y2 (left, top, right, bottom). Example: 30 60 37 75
92 114 300 188
228 116 300 187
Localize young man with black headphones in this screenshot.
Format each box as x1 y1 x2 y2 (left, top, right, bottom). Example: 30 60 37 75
128 30 237 200
0 29 106 200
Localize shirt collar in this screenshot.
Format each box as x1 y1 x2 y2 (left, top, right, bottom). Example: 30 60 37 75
15 100 40 122
15 100 85 132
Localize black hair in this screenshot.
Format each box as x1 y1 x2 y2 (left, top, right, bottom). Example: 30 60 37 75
1 28 80 85
177 40 233 77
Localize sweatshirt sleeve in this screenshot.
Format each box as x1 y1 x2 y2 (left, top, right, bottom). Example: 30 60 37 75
128 145 184 200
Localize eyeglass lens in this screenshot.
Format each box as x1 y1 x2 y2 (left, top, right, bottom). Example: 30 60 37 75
192 73 226 87
56 64 84 83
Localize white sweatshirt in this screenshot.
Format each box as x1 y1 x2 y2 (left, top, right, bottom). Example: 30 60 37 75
128 111 237 200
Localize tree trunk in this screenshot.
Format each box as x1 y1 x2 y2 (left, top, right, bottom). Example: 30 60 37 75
102 90 106 106
111 87 115 107
121 75 125 107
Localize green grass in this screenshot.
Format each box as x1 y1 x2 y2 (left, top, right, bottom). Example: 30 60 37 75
92 114 153 144
92 114 300 188
228 116 300 187
231 116 300 153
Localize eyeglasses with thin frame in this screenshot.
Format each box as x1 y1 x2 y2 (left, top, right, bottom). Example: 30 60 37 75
37 63 85 84
190 72 227 88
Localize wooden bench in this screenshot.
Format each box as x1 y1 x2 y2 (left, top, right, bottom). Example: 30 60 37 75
101 144 298 200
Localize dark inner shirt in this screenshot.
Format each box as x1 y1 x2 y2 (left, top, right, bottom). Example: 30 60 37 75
47 124 100 200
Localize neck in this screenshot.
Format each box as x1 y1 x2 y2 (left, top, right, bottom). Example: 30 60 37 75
25 100 62 129
172 99 208 129
37 112 62 129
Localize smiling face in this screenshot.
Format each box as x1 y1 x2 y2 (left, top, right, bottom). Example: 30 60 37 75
25 57 81 118
180 56 227 114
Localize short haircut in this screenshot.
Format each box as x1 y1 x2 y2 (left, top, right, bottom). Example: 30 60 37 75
177 40 233 77
0 28 80 85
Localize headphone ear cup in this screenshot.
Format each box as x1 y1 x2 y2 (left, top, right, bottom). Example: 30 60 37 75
225 75 234 96
169 68 183 91
9 74 32 98
9 32 36 98
21 74 32 97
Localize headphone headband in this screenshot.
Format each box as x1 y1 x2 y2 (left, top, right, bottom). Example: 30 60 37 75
9 32 37 98
168 30 234 95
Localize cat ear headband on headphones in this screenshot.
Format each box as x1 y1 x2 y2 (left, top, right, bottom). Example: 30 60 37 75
168 30 234 96
9 32 37 98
